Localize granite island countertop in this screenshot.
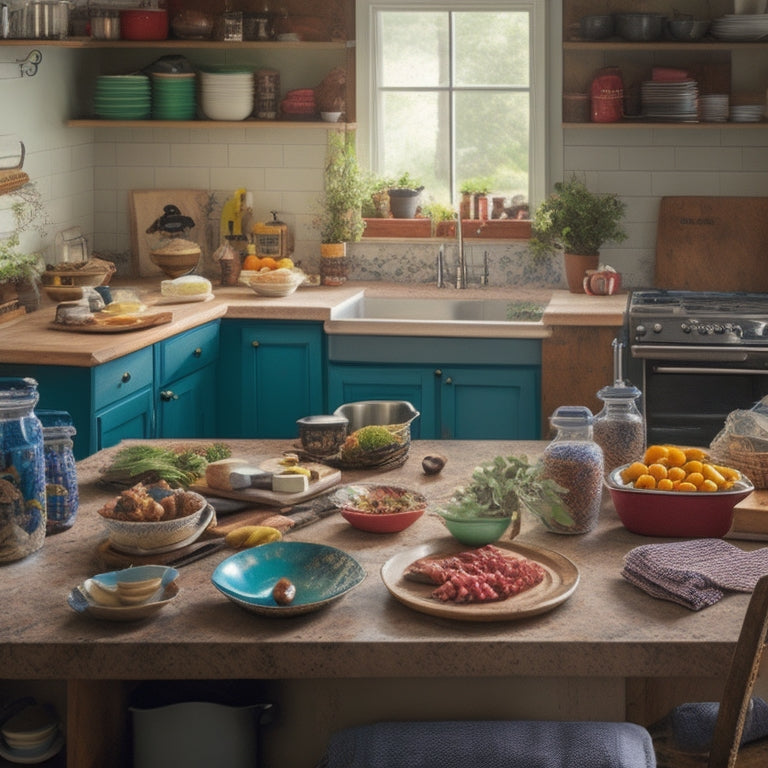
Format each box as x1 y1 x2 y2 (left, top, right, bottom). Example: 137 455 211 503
0 282 628 366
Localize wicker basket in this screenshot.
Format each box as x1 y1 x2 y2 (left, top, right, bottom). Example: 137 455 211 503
713 436 768 489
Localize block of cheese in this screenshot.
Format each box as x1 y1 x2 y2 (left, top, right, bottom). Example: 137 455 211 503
229 466 273 490
205 458 250 491
161 275 212 296
272 473 309 493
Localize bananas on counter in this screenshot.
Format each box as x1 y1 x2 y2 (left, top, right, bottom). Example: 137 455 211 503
224 525 282 549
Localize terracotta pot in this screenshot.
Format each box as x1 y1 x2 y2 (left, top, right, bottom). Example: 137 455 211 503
563 252 599 293
320 242 348 285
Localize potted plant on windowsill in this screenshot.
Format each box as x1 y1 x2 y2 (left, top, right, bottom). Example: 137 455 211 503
422 202 456 238
459 177 492 220
316 130 367 284
529 175 627 293
387 173 424 219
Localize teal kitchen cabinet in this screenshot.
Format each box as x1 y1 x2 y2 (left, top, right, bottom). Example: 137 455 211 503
218 320 325 438
154 320 220 438
327 335 541 440
0 346 155 459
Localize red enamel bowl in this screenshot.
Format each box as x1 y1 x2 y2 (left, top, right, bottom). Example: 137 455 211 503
120 9 168 41
333 483 427 534
605 465 754 538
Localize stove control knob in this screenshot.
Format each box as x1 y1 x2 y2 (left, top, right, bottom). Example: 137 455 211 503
635 324 647 337
681 322 692 334
712 324 725 334
652 322 663 334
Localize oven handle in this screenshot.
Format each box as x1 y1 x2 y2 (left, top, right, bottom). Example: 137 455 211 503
653 365 768 376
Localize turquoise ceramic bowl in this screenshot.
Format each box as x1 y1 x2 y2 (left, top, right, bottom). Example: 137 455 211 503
437 511 512 546
212 541 366 616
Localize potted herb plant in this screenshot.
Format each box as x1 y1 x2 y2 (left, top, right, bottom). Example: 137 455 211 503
437 455 572 545
422 202 457 238
529 175 627 293
316 130 367 284
387 172 424 219
0 183 48 310
459 177 492 220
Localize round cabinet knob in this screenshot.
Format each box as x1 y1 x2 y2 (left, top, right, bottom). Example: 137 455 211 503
434 369 442 377
445 377 453 385
252 340 260 348
160 390 178 401
121 372 131 383
193 347 202 357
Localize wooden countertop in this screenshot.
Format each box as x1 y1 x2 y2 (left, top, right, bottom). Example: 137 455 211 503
0 439 753 684
0 283 627 366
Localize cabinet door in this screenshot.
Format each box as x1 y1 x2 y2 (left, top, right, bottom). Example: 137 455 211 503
96 386 154 451
439 365 541 440
219 321 324 438
327 363 437 439
156 365 217 439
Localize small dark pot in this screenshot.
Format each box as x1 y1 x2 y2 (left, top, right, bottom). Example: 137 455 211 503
388 187 423 219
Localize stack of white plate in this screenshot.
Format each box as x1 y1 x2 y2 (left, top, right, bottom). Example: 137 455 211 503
700 94 729 122
640 80 699 122
199 67 254 121
730 104 765 122
711 14 768 40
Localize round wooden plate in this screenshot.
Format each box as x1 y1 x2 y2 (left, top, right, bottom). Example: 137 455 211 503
380 539 579 622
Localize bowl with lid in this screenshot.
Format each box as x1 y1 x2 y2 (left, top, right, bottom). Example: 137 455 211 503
297 414 348 456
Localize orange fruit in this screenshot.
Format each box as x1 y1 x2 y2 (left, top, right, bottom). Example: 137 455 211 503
260 257 278 270
243 254 260 270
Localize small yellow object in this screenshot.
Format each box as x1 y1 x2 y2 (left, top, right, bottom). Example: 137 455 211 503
657 478 675 491
276 257 294 270
634 474 656 489
684 447 709 462
668 466 686 483
647 463 668 481
666 446 687 467
224 525 282 549
643 445 669 464
280 465 312 478
620 461 648 483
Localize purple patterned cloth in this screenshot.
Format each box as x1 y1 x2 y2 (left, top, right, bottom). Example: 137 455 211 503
622 539 768 610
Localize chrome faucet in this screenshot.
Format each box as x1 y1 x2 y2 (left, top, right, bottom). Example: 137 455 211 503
455 217 467 289
436 245 445 288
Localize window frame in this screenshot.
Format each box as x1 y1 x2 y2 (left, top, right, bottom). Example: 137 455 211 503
355 0 549 210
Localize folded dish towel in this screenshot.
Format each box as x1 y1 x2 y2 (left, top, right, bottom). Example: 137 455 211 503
622 538 768 610
317 720 655 768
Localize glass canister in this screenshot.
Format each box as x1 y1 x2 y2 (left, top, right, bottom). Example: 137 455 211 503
541 405 603 534
0 378 46 562
37 410 78 534
593 383 645 474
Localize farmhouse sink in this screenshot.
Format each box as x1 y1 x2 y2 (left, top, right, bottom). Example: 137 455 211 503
332 297 533 322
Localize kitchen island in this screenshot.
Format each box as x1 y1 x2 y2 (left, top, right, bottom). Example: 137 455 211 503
0 439 760 767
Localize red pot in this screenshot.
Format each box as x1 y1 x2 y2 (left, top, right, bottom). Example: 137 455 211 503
120 9 169 41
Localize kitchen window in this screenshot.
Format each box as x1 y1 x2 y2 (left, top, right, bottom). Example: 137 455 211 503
356 0 547 213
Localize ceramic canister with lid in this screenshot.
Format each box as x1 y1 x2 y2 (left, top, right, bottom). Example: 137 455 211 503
37 409 78 534
541 405 604 534
0 377 46 561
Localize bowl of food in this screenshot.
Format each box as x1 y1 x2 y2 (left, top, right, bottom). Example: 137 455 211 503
436 511 513 546
247 268 306 297
606 460 754 538
149 239 201 278
211 541 365 616
332 483 428 533
97 482 211 552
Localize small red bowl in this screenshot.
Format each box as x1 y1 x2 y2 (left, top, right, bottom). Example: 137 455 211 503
606 465 754 538
120 9 168 40
333 483 427 533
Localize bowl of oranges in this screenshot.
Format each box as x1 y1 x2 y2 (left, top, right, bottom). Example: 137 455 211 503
605 444 754 538
239 255 305 297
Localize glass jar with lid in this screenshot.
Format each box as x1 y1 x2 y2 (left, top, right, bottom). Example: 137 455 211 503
541 405 603 534
592 383 645 474
37 409 78 534
0 377 46 561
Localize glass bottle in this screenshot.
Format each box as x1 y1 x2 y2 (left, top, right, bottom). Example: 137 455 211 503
37 409 78 534
0 377 46 562
541 405 603 534
593 383 645 475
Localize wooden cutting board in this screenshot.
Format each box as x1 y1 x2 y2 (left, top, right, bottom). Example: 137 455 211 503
728 490 768 540
129 189 211 277
655 196 768 292
190 459 341 507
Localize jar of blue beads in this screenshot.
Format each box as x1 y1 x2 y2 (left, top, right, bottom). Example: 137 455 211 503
37 409 78 534
0 377 46 562
541 405 604 534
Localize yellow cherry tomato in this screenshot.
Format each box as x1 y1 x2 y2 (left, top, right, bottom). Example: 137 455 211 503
621 461 648 483
666 446 687 467
634 474 657 489
657 478 675 491
647 463 668 481
643 445 669 464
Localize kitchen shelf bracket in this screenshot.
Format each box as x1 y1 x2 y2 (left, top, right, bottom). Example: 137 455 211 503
0 48 41 79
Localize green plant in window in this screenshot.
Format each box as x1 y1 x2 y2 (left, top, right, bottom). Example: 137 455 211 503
390 172 424 192
361 173 396 218
0 183 48 285
316 130 368 244
421 202 455 223
529 175 627 262
460 177 493 196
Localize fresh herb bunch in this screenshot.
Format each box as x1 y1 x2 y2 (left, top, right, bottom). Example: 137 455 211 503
102 443 231 487
443 455 573 527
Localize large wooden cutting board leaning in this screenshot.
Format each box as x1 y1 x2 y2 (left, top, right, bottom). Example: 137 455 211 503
129 189 211 277
729 490 768 541
655 196 768 292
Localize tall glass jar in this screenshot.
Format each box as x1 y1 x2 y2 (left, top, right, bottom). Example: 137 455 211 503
0 377 46 562
541 405 603 534
592 384 645 475
38 409 78 534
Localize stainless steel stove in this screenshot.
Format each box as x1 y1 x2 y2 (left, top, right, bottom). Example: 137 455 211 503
629 289 768 362
627 290 768 445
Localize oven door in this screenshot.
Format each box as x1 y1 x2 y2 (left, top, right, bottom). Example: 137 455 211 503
642 358 768 447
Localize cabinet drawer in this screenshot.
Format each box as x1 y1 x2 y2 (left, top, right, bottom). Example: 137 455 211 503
93 348 154 411
156 321 220 386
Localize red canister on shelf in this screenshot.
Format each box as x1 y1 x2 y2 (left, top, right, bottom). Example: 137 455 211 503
590 67 624 123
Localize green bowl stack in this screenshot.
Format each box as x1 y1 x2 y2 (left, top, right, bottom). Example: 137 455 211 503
93 75 151 120
151 72 197 121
